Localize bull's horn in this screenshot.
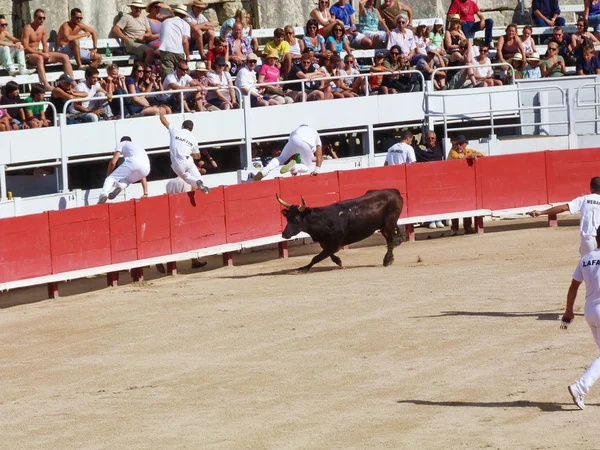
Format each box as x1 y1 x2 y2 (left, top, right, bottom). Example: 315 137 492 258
276 193 292 209
298 196 307 212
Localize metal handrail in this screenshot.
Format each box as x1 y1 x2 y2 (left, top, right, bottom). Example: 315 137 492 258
575 81 600 107
0 101 58 127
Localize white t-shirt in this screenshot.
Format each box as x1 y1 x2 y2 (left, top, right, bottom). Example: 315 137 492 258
573 248 600 304
115 141 148 163
234 66 258 95
186 12 208 26
385 142 416 165
73 81 100 109
206 70 232 100
474 57 492 78
290 125 322 152
168 124 199 163
568 193 600 237
159 17 191 54
163 72 194 90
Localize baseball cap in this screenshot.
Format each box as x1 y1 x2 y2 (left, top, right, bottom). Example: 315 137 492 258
57 73 73 84
214 56 227 66
454 134 468 144
434 18 444 25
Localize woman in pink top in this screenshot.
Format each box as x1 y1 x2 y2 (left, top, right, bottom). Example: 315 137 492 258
257 49 294 104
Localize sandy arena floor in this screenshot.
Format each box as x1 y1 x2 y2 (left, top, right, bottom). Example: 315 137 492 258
1 217 600 449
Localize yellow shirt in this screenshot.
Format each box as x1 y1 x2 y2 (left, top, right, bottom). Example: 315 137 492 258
448 148 484 160
263 40 290 61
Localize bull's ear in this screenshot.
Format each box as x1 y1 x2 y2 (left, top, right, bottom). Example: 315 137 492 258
281 209 288 217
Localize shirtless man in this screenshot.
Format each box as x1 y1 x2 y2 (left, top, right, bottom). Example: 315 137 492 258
22 8 75 91
226 22 252 75
56 8 102 69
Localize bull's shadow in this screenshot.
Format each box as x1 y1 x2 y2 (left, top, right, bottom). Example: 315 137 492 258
215 264 380 279
396 399 595 412
410 311 581 321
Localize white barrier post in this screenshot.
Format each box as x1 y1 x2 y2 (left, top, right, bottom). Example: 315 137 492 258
58 113 69 192
0 164 7 201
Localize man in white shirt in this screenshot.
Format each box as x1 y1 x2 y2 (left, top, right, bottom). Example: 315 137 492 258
163 59 203 112
71 66 113 122
386 13 423 66
560 227 600 410
529 177 600 256
159 4 191 79
159 112 209 193
186 0 214 59
234 53 278 107
384 131 416 166
253 124 323 180
98 136 150 204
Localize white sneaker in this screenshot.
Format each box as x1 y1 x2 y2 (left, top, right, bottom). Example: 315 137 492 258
280 160 296 174
435 221 444 228
108 186 122 200
196 179 210 194
98 194 108 204
568 384 585 410
428 222 437 229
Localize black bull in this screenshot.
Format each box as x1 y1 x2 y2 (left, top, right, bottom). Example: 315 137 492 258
277 189 404 272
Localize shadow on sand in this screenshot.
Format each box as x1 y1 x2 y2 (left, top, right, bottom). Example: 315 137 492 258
396 399 595 412
409 310 583 321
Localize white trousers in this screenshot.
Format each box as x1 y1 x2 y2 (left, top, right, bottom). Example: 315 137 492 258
171 157 202 187
260 135 314 177
580 235 597 257
100 158 150 196
571 302 600 396
0 46 26 69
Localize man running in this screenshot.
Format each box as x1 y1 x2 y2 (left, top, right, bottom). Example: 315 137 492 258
98 136 149 204
253 124 323 181
159 112 210 193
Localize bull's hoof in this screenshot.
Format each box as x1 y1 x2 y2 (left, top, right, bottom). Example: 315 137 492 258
383 258 394 267
298 266 311 273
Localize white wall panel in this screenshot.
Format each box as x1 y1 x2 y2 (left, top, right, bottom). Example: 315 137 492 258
8 128 62 163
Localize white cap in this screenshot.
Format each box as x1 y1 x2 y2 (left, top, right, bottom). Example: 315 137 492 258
434 18 444 25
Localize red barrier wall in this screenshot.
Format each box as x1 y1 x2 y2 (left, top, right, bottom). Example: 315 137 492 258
278 172 340 208
406 159 478 216
224 179 282 243
0 212 52 283
135 195 172 259
109 201 138 264
545 148 600 203
49 205 111 273
169 187 227 253
476 153 549 210
338 165 408 218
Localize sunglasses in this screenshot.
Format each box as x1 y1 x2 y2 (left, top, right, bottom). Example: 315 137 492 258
144 69 153 73
334 28 343 32
36 16 46 20
481 49 489 53
548 47 558 50
426 137 436 140
0 23 7 27
217 63 227 67
177 66 189 71
247 60 257 63
137 69 144 73
390 52 400 55
345 60 354 63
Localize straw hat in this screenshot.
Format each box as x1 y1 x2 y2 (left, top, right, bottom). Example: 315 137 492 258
189 0 209 7
448 14 460 21
194 61 209 71
510 53 524 63
528 52 540 61
128 0 146 8
172 4 190 16
266 49 279 59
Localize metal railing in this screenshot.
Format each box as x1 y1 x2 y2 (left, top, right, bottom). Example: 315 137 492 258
0 100 58 127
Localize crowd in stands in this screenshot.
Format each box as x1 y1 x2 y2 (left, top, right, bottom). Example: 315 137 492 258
1 0 600 132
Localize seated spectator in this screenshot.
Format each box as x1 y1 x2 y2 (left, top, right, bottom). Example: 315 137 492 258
126 61 170 116
541 42 566 77
0 105 13 131
100 64 128 117
577 45 600 75
545 26 576 66
358 0 389 47
263 28 292 78
496 24 526 65
384 130 416 166
330 0 372 48
311 0 344 38
322 54 357 98
206 36 228 70
0 14 29 76
111 1 155 65
369 51 393 94
286 53 329 102
303 19 326 58
257 50 294 104
387 14 423 66
474 45 502 86
47 74 88 125
235 53 279 107
22 8 75 92
186 0 215 60
532 0 565 28
414 24 431 57
189 61 220 111
444 14 466 54
446 40 482 89
71 67 114 122
284 25 304 65
56 8 102 69
0 81 28 129
227 21 253 76
24 85 50 128
383 45 421 92
523 52 542 78
379 0 413 31
221 8 254 46
340 54 362 94
146 1 173 50
447 0 493 46
521 25 537 57
158 5 191 80
584 0 600 39
206 56 239 109
322 138 339 159
507 53 527 84
417 46 446 90
326 24 353 55
163 59 202 112
571 18 600 60
415 130 444 162
429 18 445 54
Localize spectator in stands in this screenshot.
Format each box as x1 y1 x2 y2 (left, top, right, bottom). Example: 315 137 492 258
186 0 215 60
235 53 279 107
263 28 292 78
571 18 600 59
415 130 444 162
0 14 29 76
101 64 128 117
311 0 344 38
189 61 219 111
384 130 416 166
303 19 327 58
24 85 49 128
71 67 114 122
146 1 173 50
429 18 445 54
542 42 566 76
56 8 102 70
227 21 253 76
358 0 389 47
521 25 537 57
330 0 372 48
414 24 432 57
206 56 239 109
545 26 577 66
327 24 353 54
584 0 600 39
507 53 527 83
387 14 423 66
124 61 170 116
22 8 75 92
444 14 466 54
524 52 542 78
341 54 362 94
221 8 253 46
369 51 393 94
111 1 156 65
474 45 502 86
205 36 228 70
379 0 413 31
446 40 481 89
383 45 421 92
532 0 565 28
577 45 600 75
287 53 329 102
496 24 527 66
417 46 446 90
0 81 28 129
0 106 13 131
284 25 304 65
257 49 294 104
447 0 494 46
323 54 357 98
158 5 191 79
322 138 339 159
162 59 202 112
47 74 88 125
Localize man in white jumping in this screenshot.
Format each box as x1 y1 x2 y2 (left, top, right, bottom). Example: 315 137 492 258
529 177 600 256
159 112 210 193
561 225 600 409
98 136 150 204
384 130 416 166
253 124 323 181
